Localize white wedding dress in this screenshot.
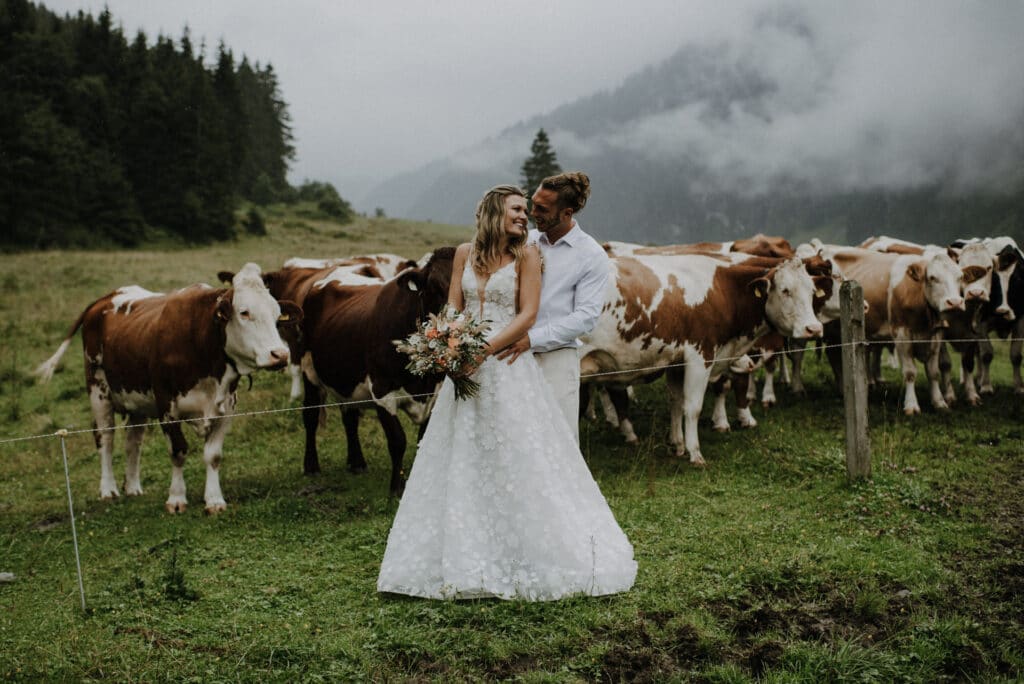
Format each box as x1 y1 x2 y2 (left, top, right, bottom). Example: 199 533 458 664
377 256 637 600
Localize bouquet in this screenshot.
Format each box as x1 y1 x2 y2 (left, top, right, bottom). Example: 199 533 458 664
394 306 491 400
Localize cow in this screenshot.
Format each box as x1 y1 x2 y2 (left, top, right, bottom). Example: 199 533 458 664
859 238 997 404
819 247 964 414
970 239 1024 394
580 253 830 464
282 253 418 280
34 264 301 513
223 260 386 401
299 247 455 494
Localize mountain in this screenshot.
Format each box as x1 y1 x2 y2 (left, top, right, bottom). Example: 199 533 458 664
362 14 1024 246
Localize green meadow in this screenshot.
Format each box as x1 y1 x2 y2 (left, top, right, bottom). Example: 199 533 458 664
1 210 1021 682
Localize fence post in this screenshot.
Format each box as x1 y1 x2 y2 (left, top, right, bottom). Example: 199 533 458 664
840 280 871 479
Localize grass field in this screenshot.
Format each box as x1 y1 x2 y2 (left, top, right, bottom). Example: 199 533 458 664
1 212 1022 682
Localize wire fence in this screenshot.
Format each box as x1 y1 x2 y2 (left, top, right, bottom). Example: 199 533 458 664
1 334 1017 446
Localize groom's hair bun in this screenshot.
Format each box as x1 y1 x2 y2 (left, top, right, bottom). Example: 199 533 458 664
540 171 590 214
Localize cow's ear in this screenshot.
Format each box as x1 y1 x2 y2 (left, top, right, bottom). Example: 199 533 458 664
217 270 235 284
907 263 925 281
947 247 960 262
397 269 425 292
812 275 833 299
998 246 1019 270
277 300 303 326
749 277 770 299
215 295 233 323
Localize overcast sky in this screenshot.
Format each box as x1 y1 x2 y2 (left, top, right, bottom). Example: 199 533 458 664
42 1 1024 204
44 0 725 200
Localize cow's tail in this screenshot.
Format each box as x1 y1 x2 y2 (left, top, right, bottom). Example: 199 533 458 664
34 306 90 383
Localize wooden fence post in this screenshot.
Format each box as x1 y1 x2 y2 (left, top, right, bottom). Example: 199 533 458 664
840 280 871 479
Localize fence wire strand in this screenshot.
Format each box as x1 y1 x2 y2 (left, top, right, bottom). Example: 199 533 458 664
2 335 1021 446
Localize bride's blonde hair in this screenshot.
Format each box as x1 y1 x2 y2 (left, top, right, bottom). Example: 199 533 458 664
472 184 528 275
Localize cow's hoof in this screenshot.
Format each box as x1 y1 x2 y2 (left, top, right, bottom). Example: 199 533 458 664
739 420 758 430
689 455 707 467
204 503 226 515
934 402 951 413
979 386 994 396
623 433 639 444
761 400 776 409
712 424 730 433
903 406 921 416
1015 387 1024 396
124 487 143 497
100 491 120 501
967 396 982 407
165 501 187 514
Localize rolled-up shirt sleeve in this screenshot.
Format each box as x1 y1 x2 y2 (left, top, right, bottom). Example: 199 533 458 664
529 249 611 352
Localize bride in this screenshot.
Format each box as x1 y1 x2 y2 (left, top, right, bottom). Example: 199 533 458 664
377 184 636 601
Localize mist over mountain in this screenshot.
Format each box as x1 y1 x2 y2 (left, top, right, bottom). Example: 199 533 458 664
362 4 1024 245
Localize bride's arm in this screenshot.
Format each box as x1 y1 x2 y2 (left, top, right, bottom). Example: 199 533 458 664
447 243 471 311
484 245 542 355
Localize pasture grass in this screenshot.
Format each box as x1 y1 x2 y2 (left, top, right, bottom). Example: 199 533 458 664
1 215 1022 681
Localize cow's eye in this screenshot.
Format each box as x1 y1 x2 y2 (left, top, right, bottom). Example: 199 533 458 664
782 288 791 296
240 310 251 319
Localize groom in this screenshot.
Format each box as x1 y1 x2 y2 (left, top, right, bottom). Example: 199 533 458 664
495 171 610 443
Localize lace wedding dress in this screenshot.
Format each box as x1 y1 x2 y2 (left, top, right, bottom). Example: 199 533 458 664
377 256 637 600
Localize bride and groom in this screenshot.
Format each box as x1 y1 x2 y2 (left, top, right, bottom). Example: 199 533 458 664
377 172 637 601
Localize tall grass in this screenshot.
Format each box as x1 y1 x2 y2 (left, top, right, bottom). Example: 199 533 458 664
1 214 1021 681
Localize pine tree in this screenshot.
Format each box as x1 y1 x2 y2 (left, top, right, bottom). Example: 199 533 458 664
520 128 561 195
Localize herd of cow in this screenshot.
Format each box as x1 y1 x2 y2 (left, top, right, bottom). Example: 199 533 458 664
33 233 1024 514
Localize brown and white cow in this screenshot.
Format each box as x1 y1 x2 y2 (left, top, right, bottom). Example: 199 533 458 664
821 247 965 414
282 253 418 281
580 253 829 464
35 264 301 513
299 247 455 494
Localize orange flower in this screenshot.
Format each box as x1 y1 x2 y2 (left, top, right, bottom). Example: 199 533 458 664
448 336 461 350
425 328 440 340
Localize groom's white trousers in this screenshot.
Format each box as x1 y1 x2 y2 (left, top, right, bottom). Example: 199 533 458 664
533 347 581 444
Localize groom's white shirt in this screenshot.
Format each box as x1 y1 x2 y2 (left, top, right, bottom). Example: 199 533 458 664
527 221 610 351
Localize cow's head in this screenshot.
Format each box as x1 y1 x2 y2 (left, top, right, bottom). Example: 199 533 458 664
395 247 456 316
955 242 994 304
992 242 1023 320
908 252 964 313
218 263 301 374
754 258 825 339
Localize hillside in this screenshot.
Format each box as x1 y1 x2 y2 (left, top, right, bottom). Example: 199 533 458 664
362 17 1024 246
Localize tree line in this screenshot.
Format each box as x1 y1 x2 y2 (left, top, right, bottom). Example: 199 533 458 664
0 0 322 249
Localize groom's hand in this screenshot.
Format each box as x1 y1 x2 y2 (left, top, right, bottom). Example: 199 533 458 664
495 334 531 364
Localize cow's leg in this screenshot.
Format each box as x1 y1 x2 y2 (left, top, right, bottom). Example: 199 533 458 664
375 405 407 496
123 420 146 496
302 376 322 475
667 358 711 465
925 339 950 412
733 372 757 429
978 336 995 394
868 346 883 387
607 388 636 443
790 342 807 395
711 376 731 432
896 340 922 415
599 387 621 427
580 383 597 421
342 408 368 473
1012 322 1024 394
761 356 777 407
938 342 955 406
288 363 303 402
163 422 190 513
201 415 233 514
90 386 119 499
779 344 792 386
961 341 981 406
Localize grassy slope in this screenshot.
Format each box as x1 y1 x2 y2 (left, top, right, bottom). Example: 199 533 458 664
1 212 1022 682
